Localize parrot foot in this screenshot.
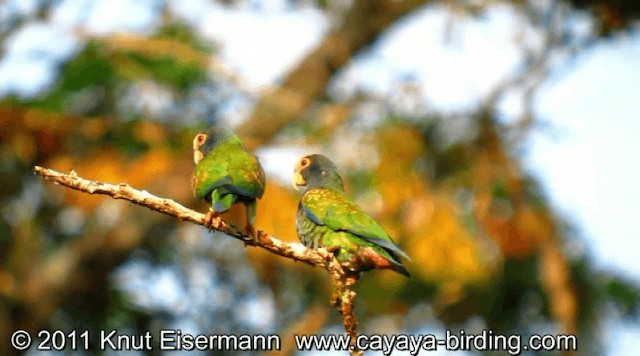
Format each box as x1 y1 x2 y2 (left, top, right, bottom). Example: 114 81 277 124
204 211 226 231
244 223 256 238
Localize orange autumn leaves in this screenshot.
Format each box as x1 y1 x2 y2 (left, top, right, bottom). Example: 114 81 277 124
374 125 494 290
11 108 550 298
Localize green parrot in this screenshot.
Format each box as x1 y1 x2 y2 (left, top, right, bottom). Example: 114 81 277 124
192 127 265 234
293 154 410 277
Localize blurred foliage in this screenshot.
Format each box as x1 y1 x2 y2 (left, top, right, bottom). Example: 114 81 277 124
15 23 212 117
1 0 639 355
566 0 640 35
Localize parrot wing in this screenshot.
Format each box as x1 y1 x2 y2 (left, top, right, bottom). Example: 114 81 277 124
301 188 410 260
193 140 265 200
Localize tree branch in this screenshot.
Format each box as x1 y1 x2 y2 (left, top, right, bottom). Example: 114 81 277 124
332 277 361 355
33 166 361 354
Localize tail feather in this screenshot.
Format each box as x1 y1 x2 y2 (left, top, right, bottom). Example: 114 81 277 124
365 247 411 277
212 191 237 213
386 249 410 277
391 260 411 277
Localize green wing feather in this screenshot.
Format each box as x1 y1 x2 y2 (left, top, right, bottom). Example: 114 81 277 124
193 136 265 204
301 188 410 260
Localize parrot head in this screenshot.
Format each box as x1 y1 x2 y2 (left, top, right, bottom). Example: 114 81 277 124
192 127 235 164
293 154 345 192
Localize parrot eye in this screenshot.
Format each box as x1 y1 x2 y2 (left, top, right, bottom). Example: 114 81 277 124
193 133 208 149
300 158 311 168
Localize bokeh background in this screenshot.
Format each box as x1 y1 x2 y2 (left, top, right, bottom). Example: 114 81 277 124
1 0 640 354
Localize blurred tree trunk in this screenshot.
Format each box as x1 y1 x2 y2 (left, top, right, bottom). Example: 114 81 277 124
238 0 429 148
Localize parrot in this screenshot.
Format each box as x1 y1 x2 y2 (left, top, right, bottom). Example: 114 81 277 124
293 154 410 278
192 127 265 235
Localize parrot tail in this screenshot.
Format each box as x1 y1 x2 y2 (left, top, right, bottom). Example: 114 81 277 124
211 190 237 213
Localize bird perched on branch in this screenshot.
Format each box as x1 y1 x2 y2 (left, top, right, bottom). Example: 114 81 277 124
293 154 410 279
192 127 265 235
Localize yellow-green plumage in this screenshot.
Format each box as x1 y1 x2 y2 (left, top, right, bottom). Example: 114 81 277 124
192 128 265 226
294 154 410 277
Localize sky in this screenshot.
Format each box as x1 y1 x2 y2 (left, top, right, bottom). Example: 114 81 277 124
1 0 639 353
532 36 640 278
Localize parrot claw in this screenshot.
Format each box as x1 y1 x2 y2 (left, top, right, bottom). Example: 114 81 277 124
244 223 256 238
204 211 225 231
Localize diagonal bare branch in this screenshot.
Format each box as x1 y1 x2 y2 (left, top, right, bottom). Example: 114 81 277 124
33 166 362 354
32 166 338 269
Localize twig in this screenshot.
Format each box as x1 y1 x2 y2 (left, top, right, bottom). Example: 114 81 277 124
332 276 362 356
33 166 361 355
